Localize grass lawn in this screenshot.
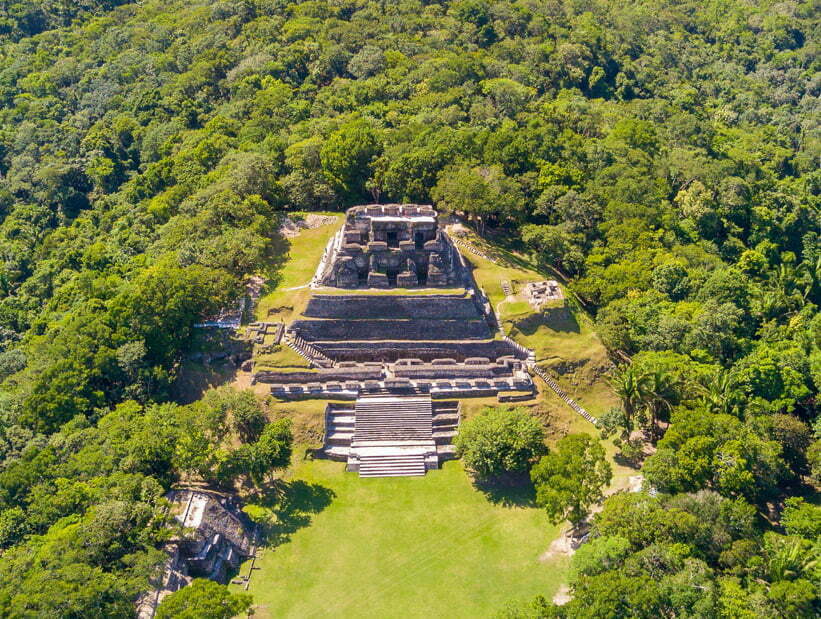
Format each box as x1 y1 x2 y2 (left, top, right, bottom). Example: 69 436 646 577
256 216 342 322
234 457 567 619
254 344 313 371
226 222 633 617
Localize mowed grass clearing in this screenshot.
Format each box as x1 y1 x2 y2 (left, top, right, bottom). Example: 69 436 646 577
234 457 567 619
256 214 342 323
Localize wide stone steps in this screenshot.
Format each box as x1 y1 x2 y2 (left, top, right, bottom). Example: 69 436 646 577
353 396 433 444
432 430 457 444
327 431 353 445
359 454 427 478
432 413 459 426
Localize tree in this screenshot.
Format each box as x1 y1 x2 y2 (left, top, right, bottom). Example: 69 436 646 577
454 407 546 480
521 223 585 275
609 366 649 436
246 419 293 487
155 579 252 619
228 390 266 443
569 535 631 584
21 359 104 433
780 498 821 539
320 120 382 201
431 163 523 232
531 434 612 527
347 46 386 78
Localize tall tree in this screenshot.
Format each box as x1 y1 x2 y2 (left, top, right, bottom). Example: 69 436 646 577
531 434 612 527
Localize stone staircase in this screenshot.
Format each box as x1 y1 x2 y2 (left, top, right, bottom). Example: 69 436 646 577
324 405 355 460
358 453 427 478
531 365 598 425
353 395 433 443
432 401 459 446
284 331 333 367
322 394 468 477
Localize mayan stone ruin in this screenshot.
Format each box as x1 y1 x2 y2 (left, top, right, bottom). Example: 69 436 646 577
136 490 254 618
256 204 536 477
318 204 462 288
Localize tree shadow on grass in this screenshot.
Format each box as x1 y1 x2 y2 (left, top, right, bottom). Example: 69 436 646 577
260 231 291 294
473 474 537 508
513 307 580 336
255 479 336 548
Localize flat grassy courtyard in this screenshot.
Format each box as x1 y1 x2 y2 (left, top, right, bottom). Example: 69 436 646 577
233 457 567 618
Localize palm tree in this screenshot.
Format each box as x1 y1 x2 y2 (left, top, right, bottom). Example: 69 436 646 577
609 366 650 436
766 537 818 583
643 368 680 439
697 370 740 417
798 254 821 306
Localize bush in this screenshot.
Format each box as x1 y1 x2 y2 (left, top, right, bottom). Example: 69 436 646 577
156 579 252 619
454 407 546 480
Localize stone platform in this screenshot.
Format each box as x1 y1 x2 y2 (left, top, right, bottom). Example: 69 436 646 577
324 396 460 477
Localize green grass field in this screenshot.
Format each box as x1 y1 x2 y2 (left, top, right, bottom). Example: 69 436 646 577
234 457 567 619
256 215 342 323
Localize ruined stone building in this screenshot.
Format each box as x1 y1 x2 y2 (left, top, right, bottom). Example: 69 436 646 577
256 203 536 477
136 489 254 618
319 204 462 288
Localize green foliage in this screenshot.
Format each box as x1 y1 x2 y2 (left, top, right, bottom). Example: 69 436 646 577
781 498 821 539
454 407 546 479
0 0 815 613
643 408 790 503
320 119 382 202
156 579 252 619
432 163 524 231
568 535 631 585
531 434 611 526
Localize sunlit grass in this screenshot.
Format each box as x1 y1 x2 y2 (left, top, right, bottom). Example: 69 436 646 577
233 456 568 619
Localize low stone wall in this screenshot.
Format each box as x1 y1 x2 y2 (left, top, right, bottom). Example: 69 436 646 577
291 319 492 341
393 364 497 379
254 366 383 384
313 339 527 362
303 294 483 320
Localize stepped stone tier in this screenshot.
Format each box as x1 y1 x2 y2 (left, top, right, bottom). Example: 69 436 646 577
318 204 463 288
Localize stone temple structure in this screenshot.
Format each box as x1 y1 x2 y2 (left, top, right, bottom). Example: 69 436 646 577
136 489 254 617
319 204 461 288
256 204 535 477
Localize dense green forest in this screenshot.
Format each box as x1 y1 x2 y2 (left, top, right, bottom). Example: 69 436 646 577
0 0 817 615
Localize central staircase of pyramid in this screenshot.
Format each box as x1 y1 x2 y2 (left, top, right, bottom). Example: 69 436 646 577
351 395 435 477
324 394 459 477
353 395 433 443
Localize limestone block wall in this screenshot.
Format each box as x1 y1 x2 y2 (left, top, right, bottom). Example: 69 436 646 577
303 295 484 320
319 204 464 288
290 318 492 341
392 363 497 379
253 366 384 384
312 340 528 363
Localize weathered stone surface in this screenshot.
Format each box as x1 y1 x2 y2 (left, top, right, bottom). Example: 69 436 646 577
311 340 529 362
303 295 484 319
320 204 462 288
291 318 492 341
397 270 418 287
367 271 389 288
